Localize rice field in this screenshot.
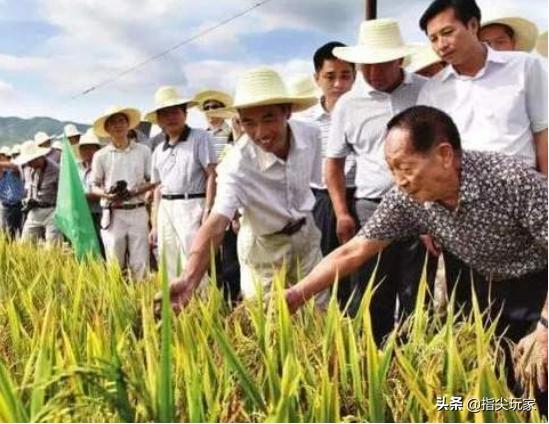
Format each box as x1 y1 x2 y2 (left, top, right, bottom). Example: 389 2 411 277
0 235 542 422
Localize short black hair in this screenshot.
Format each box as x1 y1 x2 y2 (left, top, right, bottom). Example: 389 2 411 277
313 41 350 72
419 0 481 32
386 105 461 154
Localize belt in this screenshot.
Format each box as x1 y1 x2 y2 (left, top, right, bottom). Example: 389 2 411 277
36 202 55 208
109 202 146 210
161 193 206 200
274 217 307 236
356 197 382 204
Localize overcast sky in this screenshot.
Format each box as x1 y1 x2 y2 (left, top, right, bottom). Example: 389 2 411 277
0 0 546 129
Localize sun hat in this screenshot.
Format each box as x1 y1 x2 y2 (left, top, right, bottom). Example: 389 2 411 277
64 123 81 138
287 74 322 99
34 131 53 147
0 146 12 156
10 144 21 156
215 67 318 115
144 86 196 124
536 30 548 57
333 18 415 65
405 44 444 74
93 105 141 138
480 9 539 52
194 90 234 111
52 140 63 151
79 128 103 147
13 140 51 166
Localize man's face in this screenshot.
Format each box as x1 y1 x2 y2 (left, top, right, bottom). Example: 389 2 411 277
479 24 516 51
68 135 81 145
156 106 187 134
426 8 480 66
360 59 403 92
0 154 7 162
105 113 130 138
385 127 453 203
315 59 355 100
79 145 100 163
28 156 45 170
239 104 290 155
202 100 225 127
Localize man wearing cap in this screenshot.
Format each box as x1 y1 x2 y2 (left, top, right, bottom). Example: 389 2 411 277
35 132 61 164
64 123 82 160
479 9 539 52
156 67 325 310
325 19 436 342
91 106 156 280
145 86 217 280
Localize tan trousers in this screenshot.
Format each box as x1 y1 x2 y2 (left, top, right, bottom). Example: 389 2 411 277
21 207 62 244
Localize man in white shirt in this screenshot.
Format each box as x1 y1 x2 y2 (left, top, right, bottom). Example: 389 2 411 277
156 67 325 309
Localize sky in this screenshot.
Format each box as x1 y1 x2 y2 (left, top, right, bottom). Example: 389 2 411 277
0 0 546 130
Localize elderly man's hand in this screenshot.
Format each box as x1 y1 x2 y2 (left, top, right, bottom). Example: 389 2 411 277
420 234 441 257
153 278 195 317
284 287 307 314
514 323 548 391
336 213 356 244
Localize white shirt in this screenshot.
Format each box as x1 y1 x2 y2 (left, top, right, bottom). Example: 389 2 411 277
294 100 356 189
327 72 427 199
151 127 216 195
212 120 321 236
91 141 151 206
207 121 232 161
418 47 548 167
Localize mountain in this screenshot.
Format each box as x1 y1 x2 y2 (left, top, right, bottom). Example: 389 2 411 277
0 116 89 147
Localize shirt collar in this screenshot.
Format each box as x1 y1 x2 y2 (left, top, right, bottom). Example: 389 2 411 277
106 140 137 153
312 97 330 120
364 70 414 96
162 125 191 151
441 45 507 81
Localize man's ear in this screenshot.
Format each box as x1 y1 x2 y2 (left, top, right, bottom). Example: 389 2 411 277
437 142 455 168
468 17 480 37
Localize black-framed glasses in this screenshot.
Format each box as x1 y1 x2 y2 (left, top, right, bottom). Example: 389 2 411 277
203 102 224 111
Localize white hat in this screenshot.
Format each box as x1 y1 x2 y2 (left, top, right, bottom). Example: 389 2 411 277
536 30 548 57
194 90 234 111
64 123 81 138
79 128 103 147
481 9 539 52
34 131 52 146
13 140 51 166
333 19 415 64
144 86 196 124
0 146 11 157
10 144 21 156
216 67 318 114
287 74 322 99
93 105 141 138
52 140 63 151
405 44 444 74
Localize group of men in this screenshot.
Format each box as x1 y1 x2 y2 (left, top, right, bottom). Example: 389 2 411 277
0 0 547 411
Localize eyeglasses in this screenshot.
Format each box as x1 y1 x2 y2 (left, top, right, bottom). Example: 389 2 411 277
203 102 224 111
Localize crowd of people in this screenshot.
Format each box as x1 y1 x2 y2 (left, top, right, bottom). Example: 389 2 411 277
0 0 547 413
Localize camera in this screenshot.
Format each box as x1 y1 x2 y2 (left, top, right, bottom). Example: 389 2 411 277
106 180 131 201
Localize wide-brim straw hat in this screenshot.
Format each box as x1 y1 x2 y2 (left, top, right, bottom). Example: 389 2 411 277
333 18 415 64
0 146 11 157
93 105 141 138
10 144 21 156
52 140 63 151
79 128 103 147
34 131 53 147
481 10 539 52
144 86 196 124
64 123 81 138
215 67 318 115
287 74 322 99
536 30 548 57
405 44 444 73
13 140 51 166
194 90 234 111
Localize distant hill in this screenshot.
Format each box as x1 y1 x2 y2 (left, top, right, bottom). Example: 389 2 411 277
0 116 89 147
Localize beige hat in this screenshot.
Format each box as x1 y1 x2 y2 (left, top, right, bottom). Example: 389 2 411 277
13 140 51 166
93 105 141 138
536 30 548 57
481 9 539 52
405 44 444 74
34 131 52 146
216 67 318 115
10 144 21 156
144 86 196 124
79 128 103 147
194 90 234 111
64 123 81 138
287 74 322 99
0 146 11 157
333 19 415 64
52 140 63 151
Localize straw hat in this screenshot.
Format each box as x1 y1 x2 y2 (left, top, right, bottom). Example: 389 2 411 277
0 146 11 157
481 9 539 52
216 67 318 115
64 123 81 138
333 19 415 64
10 144 21 156
536 30 548 57
93 105 141 138
34 131 53 147
13 140 51 166
287 74 322 99
194 90 233 111
79 128 103 147
144 86 196 124
52 140 63 151
405 44 444 74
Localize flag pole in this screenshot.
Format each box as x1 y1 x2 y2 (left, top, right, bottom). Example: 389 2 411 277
366 0 377 20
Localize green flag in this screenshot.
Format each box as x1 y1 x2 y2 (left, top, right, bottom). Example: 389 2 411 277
54 136 101 260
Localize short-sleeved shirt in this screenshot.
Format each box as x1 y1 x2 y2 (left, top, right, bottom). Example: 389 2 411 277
358 150 547 281
418 47 548 167
91 141 151 206
151 126 217 195
207 122 233 161
212 119 322 236
327 72 427 199
24 158 59 204
294 99 356 189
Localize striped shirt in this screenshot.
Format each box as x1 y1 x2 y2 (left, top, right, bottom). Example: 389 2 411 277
327 71 427 199
207 122 232 161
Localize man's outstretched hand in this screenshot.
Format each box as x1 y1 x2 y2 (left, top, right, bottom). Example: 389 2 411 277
514 324 548 392
153 278 195 317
